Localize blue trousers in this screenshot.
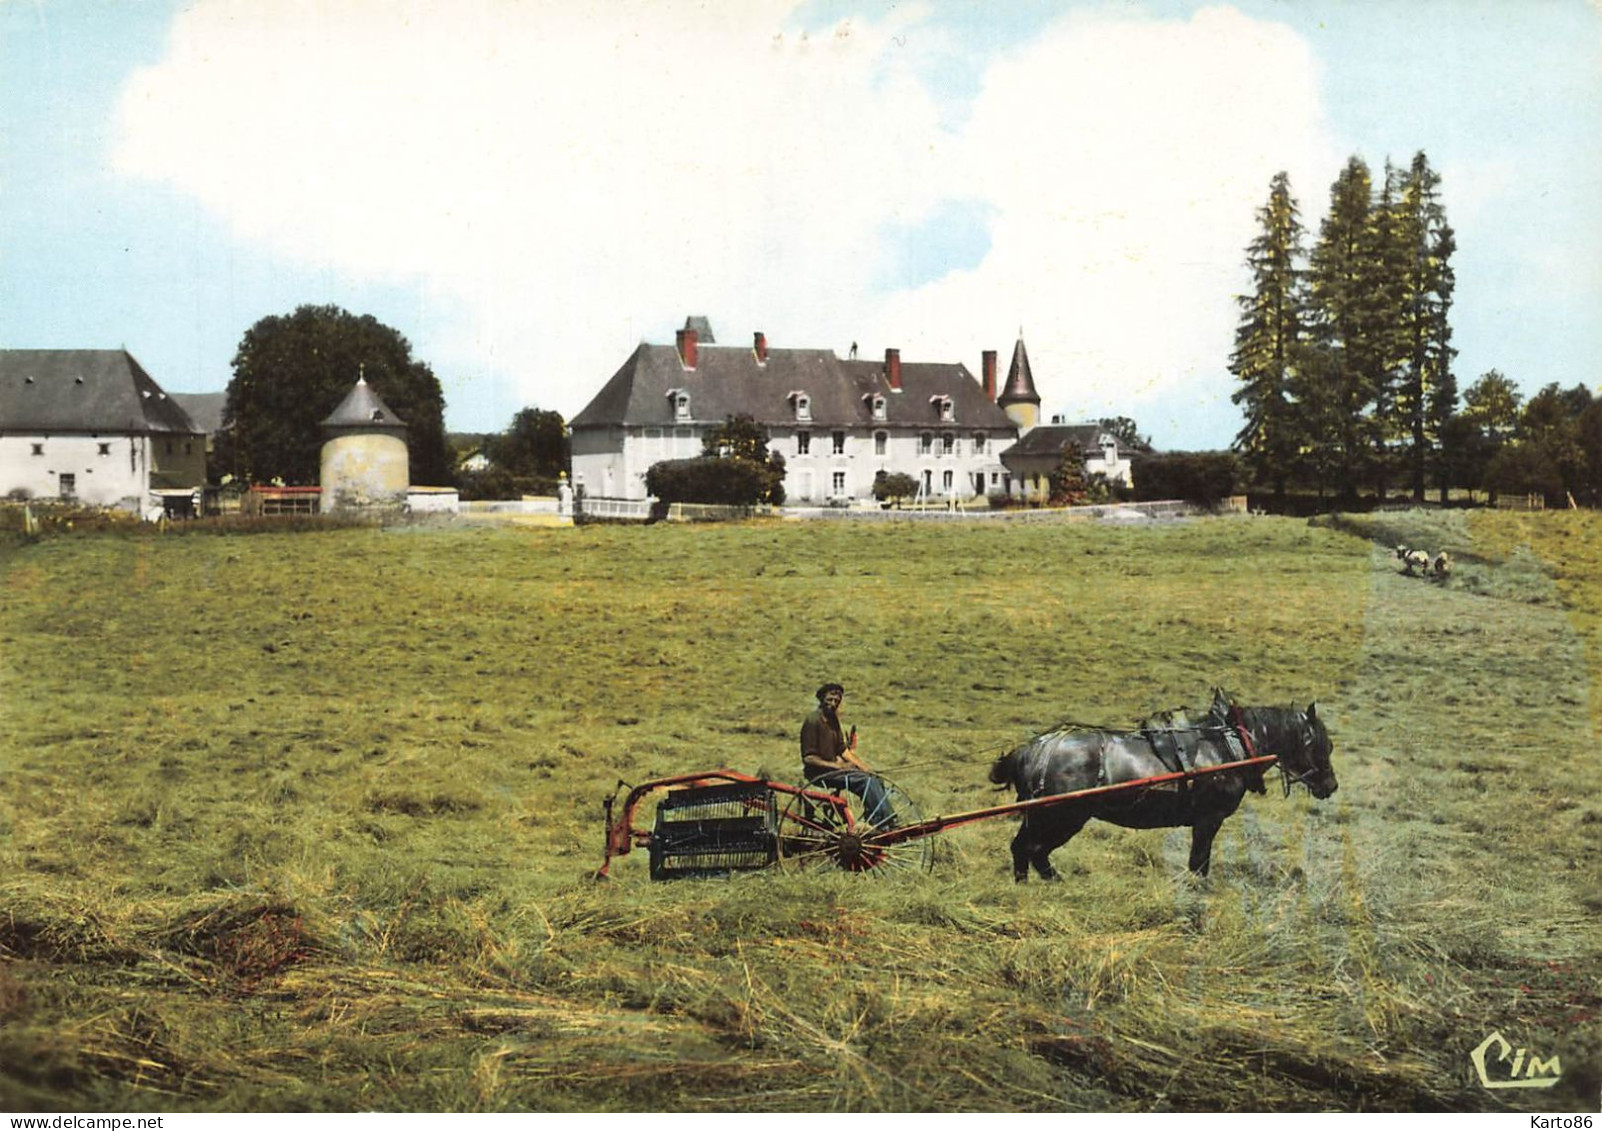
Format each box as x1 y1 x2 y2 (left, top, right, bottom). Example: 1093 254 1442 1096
812 771 895 828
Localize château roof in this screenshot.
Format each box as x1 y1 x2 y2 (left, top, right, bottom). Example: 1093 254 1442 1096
570 341 1017 433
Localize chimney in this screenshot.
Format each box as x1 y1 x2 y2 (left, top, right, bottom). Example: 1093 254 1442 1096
754 331 768 364
676 327 698 370
885 347 901 392
982 349 997 401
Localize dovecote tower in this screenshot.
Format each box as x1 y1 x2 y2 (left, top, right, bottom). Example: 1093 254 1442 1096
319 373 409 512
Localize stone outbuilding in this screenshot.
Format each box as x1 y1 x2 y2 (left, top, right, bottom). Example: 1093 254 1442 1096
319 375 409 512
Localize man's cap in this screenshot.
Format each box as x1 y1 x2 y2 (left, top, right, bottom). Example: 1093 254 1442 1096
816 682 845 700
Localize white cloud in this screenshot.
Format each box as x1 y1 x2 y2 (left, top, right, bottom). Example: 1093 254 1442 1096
112 0 1335 444
873 5 1339 432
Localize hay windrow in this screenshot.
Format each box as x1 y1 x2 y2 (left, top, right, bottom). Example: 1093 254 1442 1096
1 515 1598 1111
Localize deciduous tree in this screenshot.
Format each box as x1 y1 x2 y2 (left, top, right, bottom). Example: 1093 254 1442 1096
489 407 569 480
224 305 449 486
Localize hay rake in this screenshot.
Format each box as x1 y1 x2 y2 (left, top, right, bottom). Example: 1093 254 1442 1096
597 757 1280 880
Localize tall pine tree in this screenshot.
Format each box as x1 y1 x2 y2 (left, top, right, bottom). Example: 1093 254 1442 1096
1306 157 1388 503
1389 152 1458 500
1230 171 1308 503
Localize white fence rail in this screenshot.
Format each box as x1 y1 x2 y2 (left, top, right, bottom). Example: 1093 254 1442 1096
571 495 1237 525
577 496 654 522
786 498 1227 523
664 502 778 522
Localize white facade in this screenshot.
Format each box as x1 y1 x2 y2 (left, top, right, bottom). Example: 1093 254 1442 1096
571 423 1012 504
769 424 1008 504
0 432 203 507
1085 439 1134 488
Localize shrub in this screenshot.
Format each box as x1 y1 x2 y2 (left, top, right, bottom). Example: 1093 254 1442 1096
1132 451 1242 505
645 457 774 506
873 471 919 507
456 466 561 501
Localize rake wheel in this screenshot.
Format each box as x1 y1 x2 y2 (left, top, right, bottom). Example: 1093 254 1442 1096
775 777 931 874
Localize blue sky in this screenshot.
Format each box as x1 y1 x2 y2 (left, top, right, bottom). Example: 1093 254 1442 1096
2 0 1598 450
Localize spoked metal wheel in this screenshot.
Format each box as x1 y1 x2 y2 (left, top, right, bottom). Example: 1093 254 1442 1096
775 778 932 875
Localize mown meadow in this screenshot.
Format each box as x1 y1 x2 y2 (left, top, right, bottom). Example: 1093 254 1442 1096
1 510 1598 1111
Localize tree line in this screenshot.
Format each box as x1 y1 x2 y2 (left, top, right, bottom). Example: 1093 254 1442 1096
1230 154 1602 509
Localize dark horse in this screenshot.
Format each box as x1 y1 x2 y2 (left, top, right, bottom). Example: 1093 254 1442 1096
988 689 1337 881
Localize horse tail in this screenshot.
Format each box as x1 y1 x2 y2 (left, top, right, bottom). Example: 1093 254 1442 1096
988 748 1017 786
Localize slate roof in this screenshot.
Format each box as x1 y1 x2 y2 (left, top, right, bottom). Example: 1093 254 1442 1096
0 349 200 434
169 391 227 434
571 343 1018 433
1001 424 1154 465
682 315 716 344
997 337 1040 407
321 377 407 431
1004 424 1109 459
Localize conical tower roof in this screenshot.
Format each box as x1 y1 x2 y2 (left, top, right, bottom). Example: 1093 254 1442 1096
321 375 407 431
997 336 1040 407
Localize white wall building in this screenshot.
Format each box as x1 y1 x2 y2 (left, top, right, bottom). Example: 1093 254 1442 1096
0 350 206 507
570 320 1045 504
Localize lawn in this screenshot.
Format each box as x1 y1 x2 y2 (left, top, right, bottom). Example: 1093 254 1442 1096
1 511 1597 1111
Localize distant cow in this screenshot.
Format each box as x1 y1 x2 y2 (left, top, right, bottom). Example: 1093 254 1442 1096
1432 551 1453 579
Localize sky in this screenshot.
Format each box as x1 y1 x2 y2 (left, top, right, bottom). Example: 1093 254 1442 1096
2 0 1598 451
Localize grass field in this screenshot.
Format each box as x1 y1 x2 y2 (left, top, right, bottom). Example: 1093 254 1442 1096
1 511 1598 1112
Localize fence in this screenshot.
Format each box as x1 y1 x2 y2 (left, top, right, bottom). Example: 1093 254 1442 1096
244 486 322 516
577 496 653 522
664 502 778 522
785 498 1214 523
1494 493 1547 511
572 495 1228 525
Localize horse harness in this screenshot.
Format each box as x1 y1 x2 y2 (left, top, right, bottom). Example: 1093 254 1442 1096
1133 704 1264 803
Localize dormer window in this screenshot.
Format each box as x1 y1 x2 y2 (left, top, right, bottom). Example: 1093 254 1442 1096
931 394 954 422
790 391 812 422
865 393 887 421
667 389 691 421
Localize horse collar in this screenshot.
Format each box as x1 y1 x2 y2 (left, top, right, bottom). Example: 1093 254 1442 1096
1227 705 1258 757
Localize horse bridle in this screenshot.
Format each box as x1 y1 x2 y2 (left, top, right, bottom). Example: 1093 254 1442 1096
1278 713 1326 797
1230 705 1322 797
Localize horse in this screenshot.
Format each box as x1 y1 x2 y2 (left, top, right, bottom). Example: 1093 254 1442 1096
987 689 1337 882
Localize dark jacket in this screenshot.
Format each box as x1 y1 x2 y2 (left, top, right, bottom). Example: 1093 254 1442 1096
800 706 849 780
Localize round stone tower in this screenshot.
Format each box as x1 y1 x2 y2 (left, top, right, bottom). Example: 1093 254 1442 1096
319 374 409 512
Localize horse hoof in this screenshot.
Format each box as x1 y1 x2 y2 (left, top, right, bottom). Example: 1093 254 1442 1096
1013 872 1028 884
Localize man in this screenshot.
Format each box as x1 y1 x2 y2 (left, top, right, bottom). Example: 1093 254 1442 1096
800 682 895 828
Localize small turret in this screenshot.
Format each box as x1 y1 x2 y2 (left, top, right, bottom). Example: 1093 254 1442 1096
997 334 1041 431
